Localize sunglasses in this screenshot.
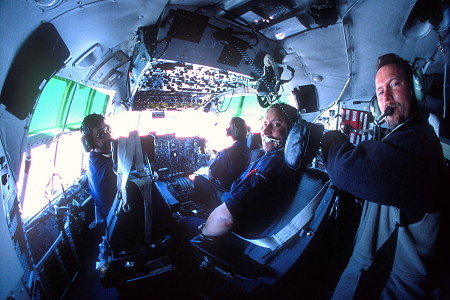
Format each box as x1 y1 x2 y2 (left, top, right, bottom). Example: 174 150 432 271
95 125 111 139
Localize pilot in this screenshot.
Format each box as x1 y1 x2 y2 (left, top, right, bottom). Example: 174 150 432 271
81 113 117 224
320 53 445 299
208 116 251 190
200 103 300 238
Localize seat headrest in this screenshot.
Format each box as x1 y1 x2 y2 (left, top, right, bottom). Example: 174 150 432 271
284 121 324 170
111 134 156 172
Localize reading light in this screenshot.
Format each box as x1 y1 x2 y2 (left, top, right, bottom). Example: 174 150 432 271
313 74 324 82
30 0 63 9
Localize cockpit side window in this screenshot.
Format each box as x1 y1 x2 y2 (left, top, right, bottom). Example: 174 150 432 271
17 77 113 220
17 133 90 219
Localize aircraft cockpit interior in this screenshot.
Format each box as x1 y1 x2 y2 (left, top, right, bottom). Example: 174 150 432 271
0 0 449 299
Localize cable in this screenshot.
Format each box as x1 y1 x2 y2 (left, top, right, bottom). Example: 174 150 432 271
444 63 448 118
218 89 235 113
421 28 449 70
156 38 171 61
194 3 216 13
314 78 351 124
225 38 277 107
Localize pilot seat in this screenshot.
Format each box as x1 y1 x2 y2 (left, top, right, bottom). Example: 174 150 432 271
98 131 176 288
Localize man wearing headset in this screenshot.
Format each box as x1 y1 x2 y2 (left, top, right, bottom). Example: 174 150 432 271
208 117 251 190
321 53 445 299
81 113 117 223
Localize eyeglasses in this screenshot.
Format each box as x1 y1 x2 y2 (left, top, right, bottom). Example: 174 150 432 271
95 125 111 139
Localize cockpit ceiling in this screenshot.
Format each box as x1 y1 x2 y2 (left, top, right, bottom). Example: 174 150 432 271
340 0 449 101
131 60 256 111
125 0 446 117
2 0 448 118
281 23 348 112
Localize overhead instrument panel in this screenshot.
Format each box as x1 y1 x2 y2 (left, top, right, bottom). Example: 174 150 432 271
132 60 255 111
129 4 282 111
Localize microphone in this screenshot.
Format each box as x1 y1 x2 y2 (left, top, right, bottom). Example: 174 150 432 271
375 106 395 125
263 136 281 146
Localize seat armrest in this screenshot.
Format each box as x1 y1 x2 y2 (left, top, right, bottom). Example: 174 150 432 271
189 235 275 280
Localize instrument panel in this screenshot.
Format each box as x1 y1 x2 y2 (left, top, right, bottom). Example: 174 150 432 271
153 134 207 181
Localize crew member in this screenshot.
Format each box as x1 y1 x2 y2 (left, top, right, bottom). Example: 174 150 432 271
321 53 445 299
208 117 250 190
81 113 117 223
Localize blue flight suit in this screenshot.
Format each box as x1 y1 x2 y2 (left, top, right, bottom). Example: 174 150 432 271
87 151 117 221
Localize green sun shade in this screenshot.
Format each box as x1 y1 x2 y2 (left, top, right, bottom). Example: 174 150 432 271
219 94 290 119
29 77 110 135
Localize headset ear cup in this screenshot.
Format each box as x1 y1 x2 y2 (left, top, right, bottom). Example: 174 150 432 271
81 124 90 136
81 136 93 152
227 123 238 138
232 124 238 138
413 68 425 102
80 122 94 151
80 123 92 143
226 126 232 136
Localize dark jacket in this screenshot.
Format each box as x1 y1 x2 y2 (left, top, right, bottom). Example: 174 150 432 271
209 139 250 190
321 113 445 299
223 148 298 238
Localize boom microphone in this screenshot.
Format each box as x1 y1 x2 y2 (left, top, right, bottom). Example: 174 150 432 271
375 106 395 125
263 136 281 146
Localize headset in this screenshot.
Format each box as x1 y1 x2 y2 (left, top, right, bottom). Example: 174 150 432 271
81 113 110 152
272 102 301 128
412 67 425 102
225 125 234 137
370 63 425 123
80 121 94 152
226 117 248 140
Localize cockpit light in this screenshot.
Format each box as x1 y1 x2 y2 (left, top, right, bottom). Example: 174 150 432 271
29 0 63 10
275 33 286 40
